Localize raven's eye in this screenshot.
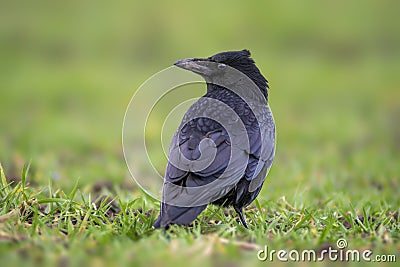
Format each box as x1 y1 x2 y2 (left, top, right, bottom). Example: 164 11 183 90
217 63 226 70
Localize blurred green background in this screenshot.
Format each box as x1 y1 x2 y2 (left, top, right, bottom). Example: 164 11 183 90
1 0 399 203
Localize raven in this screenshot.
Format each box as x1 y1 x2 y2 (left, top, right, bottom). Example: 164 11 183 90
154 50 275 229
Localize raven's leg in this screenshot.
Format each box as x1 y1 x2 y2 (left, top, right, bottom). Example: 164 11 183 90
234 206 248 229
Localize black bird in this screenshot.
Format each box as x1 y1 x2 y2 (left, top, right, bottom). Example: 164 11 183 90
154 50 275 229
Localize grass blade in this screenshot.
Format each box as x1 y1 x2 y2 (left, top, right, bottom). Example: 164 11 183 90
21 160 31 188
0 162 9 195
68 178 80 201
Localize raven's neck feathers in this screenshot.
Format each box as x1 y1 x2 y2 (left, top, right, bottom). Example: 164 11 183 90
206 82 269 104
206 77 269 103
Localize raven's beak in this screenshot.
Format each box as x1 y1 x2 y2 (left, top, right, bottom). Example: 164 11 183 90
173 58 212 76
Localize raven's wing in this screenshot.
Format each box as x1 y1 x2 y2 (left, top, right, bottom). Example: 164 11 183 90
154 97 249 228
245 104 275 181
221 101 275 207
167 96 275 182
166 95 254 193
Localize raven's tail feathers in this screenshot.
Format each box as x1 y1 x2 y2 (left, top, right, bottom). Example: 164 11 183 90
153 202 207 229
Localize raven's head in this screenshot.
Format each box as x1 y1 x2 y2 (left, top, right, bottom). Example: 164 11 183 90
174 49 268 92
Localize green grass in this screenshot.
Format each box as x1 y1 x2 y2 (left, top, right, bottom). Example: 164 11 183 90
1 1 400 266
1 162 399 267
